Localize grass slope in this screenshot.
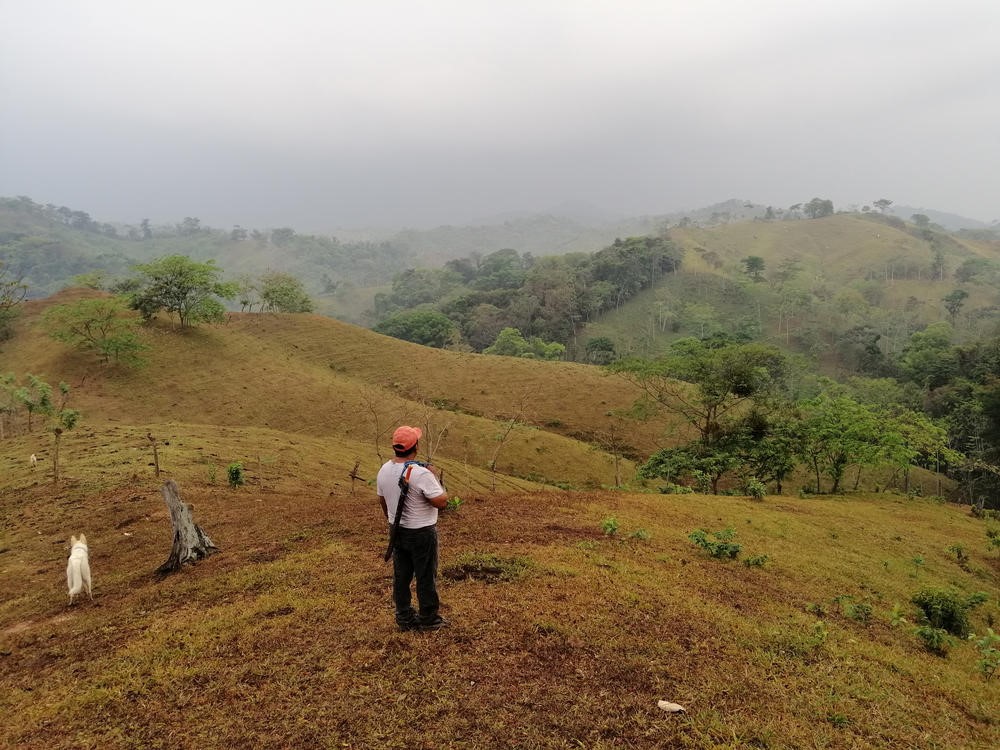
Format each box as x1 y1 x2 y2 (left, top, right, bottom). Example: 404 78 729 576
1 290 999 748
1 480 997 748
5 290 682 491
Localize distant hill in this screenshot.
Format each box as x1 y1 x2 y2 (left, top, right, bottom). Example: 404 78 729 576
888 205 993 231
583 213 1000 365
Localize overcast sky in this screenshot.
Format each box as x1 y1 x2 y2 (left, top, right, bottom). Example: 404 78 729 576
2 0 998 230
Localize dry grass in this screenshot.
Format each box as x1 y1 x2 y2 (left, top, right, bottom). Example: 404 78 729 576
1 292 998 749
1 477 998 749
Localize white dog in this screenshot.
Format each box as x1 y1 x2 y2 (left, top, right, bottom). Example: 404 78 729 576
66 534 93 604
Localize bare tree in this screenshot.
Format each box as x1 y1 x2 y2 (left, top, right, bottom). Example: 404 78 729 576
416 398 453 463
488 391 532 492
360 386 406 461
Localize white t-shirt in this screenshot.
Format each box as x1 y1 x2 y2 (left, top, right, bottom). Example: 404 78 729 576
377 460 445 529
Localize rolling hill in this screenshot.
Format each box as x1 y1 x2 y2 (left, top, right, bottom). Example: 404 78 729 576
1 293 999 748
583 213 1000 363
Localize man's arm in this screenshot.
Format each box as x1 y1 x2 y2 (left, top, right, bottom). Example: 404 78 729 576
378 495 388 520
426 491 449 509
423 464 448 509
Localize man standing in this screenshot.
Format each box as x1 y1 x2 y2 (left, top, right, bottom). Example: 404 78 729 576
377 425 449 631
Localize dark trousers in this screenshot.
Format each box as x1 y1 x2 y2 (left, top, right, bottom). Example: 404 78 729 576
392 524 440 625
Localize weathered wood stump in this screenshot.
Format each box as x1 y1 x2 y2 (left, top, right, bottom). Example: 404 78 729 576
157 479 218 574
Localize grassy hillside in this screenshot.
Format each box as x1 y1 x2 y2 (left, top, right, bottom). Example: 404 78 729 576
585 214 1000 363
1 476 998 748
4 289 680 491
2 290 999 748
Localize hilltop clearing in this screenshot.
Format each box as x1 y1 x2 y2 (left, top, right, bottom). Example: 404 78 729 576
0 473 997 748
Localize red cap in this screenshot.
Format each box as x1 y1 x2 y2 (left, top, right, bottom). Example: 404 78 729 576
392 425 422 451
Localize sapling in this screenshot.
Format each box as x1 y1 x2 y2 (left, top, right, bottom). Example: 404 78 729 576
227 462 245 488
971 629 1000 680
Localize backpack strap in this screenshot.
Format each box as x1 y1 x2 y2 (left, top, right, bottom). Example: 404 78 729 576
384 460 428 562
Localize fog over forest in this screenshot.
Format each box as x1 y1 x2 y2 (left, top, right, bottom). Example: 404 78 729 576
2 1 998 231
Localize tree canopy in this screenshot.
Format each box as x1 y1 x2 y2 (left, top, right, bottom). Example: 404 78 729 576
42 296 147 366
124 255 237 327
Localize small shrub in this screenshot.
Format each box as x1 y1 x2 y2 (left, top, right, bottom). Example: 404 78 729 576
743 554 769 568
692 470 711 494
446 496 464 512
914 625 953 656
911 588 986 637
601 517 620 537
743 477 767 500
809 620 829 649
629 528 651 541
688 527 741 559
987 527 1000 555
227 462 245 489
947 543 970 571
971 628 1000 680
889 603 909 628
659 483 694 494
849 601 873 624
207 464 217 484
806 602 827 617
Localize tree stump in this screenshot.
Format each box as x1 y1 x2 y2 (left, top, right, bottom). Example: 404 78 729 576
157 479 218 574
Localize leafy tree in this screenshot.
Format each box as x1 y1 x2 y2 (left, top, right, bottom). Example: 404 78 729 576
954 258 996 284
912 213 931 228
140 219 153 239
474 249 528 291
796 394 885 493
484 327 565 360
639 443 741 495
726 409 798 494
42 297 147 366
14 374 53 432
258 271 314 313
898 323 957 389
236 274 260 312
126 255 237 327
873 198 893 214
836 326 886 375
178 217 201 236
610 338 787 444
931 249 947 281
943 288 969 321
803 198 834 219
375 268 462 316
39 379 80 483
742 256 766 281
374 309 456 348
585 337 617 365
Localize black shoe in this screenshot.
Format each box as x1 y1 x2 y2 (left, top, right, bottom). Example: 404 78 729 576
418 616 450 631
397 619 420 632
